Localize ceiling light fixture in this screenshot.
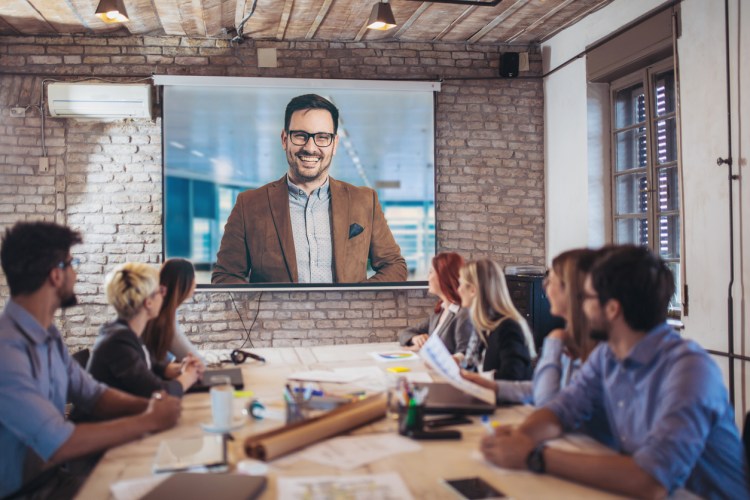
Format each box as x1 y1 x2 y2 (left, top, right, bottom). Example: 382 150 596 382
367 1 397 31
95 0 129 23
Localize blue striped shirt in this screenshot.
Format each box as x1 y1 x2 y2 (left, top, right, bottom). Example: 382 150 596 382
287 177 334 283
545 323 749 498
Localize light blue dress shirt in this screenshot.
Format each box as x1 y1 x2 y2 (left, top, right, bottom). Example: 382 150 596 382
0 300 106 497
287 177 334 283
545 323 749 498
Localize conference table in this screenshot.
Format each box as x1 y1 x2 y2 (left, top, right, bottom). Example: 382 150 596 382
75 342 626 499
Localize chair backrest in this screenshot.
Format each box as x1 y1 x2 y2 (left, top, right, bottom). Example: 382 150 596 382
71 348 90 369
743 412 750 466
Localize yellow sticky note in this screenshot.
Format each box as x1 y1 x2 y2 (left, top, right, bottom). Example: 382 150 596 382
233 390 254 398
387 366 411 373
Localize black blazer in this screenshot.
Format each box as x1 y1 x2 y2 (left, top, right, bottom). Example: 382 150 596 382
87 319 183 398
466 317 533 381
398 305 473 355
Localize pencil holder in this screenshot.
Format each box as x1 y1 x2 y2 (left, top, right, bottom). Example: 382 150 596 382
285 399 313 425
397 402 425 435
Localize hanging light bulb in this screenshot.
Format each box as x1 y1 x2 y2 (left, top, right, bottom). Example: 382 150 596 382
367 1 397 31
95 0 129 23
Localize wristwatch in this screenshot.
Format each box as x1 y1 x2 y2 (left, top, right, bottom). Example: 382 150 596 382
526 444 546 473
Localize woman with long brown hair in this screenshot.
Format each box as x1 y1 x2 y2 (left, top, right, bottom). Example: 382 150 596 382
462 248 599 404
142 258 203 364
398 252 473 355
457 259 535 381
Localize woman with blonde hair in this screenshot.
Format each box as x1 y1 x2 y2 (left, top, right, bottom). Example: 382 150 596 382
456 259 535 381
87 262 200 397
462 248 600 405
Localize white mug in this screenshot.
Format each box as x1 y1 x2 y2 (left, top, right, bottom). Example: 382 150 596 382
209 375 233 430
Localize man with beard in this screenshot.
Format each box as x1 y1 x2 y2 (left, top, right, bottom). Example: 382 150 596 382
212 94 406 284
478 245 748 499
0 221 181 499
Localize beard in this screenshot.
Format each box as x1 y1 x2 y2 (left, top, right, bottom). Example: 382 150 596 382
589 328 610 341
286 148 332 184
59 288 78 309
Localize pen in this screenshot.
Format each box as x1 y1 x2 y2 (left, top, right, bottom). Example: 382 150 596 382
293 387 323 397
481 415 494 435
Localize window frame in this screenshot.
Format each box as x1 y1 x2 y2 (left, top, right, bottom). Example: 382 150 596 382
609 57 682 313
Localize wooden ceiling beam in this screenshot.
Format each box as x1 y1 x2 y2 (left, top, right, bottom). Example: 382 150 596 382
393 1 431 39
305 0 333 40
153 0 186 35
276 0 294 40
538 0 616 43
467 0 526 43
505 0 576 43
433 5 475 41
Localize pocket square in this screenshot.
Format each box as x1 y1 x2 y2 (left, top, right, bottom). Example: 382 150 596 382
348 223 364 239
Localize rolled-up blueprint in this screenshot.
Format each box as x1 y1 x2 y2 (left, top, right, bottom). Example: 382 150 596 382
244 393 386 461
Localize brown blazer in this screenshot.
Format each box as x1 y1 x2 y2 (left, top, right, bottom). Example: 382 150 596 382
211 175 407 284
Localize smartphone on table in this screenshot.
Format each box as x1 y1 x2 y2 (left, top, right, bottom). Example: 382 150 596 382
443 477 508 499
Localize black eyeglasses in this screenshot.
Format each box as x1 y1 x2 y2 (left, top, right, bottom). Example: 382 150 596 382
57 257 80 271
287 130 335 147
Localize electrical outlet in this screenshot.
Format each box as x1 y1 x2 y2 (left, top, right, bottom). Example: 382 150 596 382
38 157 49 173
10 107 26 118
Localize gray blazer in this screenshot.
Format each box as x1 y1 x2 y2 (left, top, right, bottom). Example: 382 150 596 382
398 305 473 355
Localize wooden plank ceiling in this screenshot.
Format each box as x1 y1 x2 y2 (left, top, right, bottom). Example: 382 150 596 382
0 0 615 44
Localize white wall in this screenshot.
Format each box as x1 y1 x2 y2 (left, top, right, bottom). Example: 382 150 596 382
543 0 749 412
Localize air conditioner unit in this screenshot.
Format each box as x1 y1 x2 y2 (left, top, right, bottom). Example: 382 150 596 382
47 82 152 119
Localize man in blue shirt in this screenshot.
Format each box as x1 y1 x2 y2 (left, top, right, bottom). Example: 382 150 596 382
0 221 182 498
480 245 748 499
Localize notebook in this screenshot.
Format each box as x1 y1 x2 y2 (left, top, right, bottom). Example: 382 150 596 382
140 473 266 500
187 367 245 393
421 382 495 415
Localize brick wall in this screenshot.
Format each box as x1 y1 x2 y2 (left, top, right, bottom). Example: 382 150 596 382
0 35 544 350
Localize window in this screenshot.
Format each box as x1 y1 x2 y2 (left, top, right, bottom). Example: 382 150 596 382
611 58 681 311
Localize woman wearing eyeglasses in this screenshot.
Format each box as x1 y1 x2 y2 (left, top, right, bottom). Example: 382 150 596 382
462 249 599 405
456 259 536 381
87 262 201 398
398 252 473 355
142 258 205 368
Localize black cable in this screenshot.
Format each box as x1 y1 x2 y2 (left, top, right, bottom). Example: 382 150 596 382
230 291 262 351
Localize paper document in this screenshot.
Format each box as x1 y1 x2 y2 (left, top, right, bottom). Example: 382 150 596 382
277 472 414 500
420 334 496 405
299 434 421 470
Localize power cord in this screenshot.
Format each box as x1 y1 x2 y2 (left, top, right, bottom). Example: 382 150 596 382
230 290 263 352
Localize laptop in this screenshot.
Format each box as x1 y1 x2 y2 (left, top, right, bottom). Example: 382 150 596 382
420 382 495 415
141 473 266 500
187 367 245 393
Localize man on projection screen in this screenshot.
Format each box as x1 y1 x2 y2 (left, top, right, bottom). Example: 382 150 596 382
212 94 407 284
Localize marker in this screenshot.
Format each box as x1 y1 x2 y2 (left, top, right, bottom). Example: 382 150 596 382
387 366 411 373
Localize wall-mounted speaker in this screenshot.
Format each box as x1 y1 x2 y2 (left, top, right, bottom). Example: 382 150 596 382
499 52 520 78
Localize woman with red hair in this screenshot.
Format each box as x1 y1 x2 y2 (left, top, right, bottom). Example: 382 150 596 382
398 252 473 355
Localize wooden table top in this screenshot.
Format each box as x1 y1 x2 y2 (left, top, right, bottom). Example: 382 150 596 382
75 342 626 500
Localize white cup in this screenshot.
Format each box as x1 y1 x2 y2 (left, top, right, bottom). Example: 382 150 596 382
209 375 233 430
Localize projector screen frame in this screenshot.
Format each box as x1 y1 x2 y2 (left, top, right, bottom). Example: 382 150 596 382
155 75 440 292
